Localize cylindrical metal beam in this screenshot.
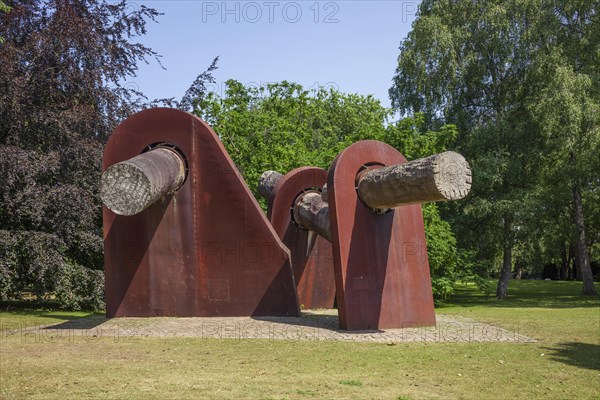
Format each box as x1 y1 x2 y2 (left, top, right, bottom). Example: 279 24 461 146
258 170 284 200
293 191 332 242
100 147 186 216
357 151 471 210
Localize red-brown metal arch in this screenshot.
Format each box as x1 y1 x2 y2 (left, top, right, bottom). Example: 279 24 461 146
103 108 299 317
327 140 436 330
267 167 336 310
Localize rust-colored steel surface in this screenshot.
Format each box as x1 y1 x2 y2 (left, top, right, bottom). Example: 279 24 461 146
267 167 336 309
103 108 299 317
328 140 436 330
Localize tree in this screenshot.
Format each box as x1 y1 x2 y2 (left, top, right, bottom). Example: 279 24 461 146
389 0 599 297
195 80 390 201
529 1 598 295
0 1 9 42
510 2 599 293
196 80 462 300
389 0 542 298
0 0 161 308
528 58 599 295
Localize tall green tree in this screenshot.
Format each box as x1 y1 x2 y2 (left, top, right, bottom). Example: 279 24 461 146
196 80 390 195
528 59 599 294
390 0 599 296
529 1 598 295
0 0 161 308
390 0 542 298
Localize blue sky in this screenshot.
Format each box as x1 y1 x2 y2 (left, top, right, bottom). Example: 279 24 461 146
131 1 419 108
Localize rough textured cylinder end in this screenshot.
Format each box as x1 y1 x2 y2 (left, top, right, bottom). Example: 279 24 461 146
432 151 472 201
101 148 185 216
101 163 152 215
258 170 284 200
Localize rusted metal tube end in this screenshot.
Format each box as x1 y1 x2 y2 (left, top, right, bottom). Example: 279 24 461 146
357 151 472 210
293 191 332 242
258 170 284 200
101 147 186 216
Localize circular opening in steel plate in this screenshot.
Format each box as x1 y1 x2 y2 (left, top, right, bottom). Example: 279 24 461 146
142 142 190 188
290 187 322 230
355 163 393 215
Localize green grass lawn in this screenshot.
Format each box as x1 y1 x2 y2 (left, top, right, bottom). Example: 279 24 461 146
1 280 598 400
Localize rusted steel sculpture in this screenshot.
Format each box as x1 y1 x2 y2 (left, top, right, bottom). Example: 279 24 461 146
331 143 470 330
263 142 471 330
102 108 299 318
260 167 336 309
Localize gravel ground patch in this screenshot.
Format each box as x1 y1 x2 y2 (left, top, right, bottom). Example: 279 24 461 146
4 309 537 343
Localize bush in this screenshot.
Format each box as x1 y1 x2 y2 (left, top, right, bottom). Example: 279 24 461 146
0 230 104 310
422 203 458 301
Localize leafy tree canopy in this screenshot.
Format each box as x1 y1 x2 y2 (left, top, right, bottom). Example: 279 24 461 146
0 0 161 308
389 0 599 295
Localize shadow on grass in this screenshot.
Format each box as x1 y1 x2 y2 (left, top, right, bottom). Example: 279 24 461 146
45 316 107 330
543 342 600 371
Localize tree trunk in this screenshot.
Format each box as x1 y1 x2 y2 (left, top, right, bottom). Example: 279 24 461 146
496 216 513 299
573 185 597 295
514 262 522 279
560 246 569 280
569 243 576 280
